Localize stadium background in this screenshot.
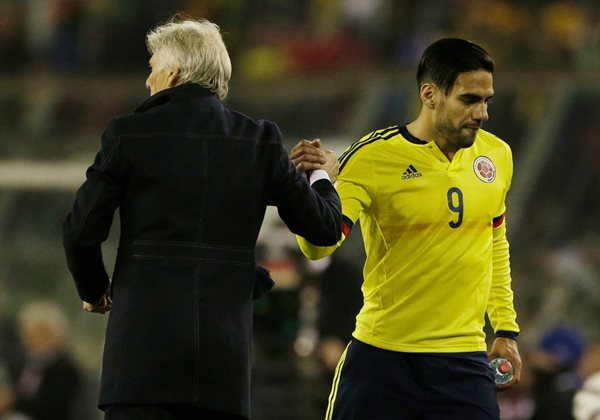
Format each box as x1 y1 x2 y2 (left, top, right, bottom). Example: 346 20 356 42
0 0 598 419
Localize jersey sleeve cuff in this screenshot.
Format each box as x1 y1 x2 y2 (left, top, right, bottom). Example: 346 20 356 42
496 330 519 341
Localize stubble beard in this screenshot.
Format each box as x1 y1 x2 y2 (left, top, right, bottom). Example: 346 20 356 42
434 117 477 150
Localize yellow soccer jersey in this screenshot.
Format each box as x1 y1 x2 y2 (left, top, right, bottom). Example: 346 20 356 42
298 125 520 353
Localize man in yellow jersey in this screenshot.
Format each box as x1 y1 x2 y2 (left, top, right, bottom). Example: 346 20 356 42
290 38 522 419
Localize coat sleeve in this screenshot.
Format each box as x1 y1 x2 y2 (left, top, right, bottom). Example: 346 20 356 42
268 129 342 246
63 121 125 303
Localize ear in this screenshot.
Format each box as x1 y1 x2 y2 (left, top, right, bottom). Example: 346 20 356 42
419 83 436 109
167 67 181 87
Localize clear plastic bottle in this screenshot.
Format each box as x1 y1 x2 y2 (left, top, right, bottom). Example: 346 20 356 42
489 358 513 385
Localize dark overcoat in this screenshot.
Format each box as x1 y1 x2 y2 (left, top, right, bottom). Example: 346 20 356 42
63 83 342 418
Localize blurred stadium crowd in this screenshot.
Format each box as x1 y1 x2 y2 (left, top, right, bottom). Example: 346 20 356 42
0 0 599 74
0 0 599 419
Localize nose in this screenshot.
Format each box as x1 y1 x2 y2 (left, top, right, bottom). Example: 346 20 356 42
145 75 151 91
473 102 489 122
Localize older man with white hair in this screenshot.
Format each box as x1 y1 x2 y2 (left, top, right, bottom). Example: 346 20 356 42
63 16 342 420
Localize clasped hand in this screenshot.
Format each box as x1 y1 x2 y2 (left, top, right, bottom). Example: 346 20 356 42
289 139 339 183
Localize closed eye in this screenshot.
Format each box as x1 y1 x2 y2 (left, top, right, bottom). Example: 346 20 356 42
459 94 494 105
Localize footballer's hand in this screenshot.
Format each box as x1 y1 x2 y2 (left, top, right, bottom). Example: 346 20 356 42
489 337 522 391
322 149 339 184
289 139 326 175
83 294 112 314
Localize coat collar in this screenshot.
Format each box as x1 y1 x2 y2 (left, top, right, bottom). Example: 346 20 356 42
135 83 216 113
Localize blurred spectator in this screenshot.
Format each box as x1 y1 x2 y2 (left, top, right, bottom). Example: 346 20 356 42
455 0 531 67
291 253 363 416
0 0 26 72
0 365 13 416
23 0 55 67
12 301 82 420
573 341 600 420
339 0 385 38
313 255 363 372
284 25 376 74
0 363 29 420
0 288 23 388
530 325 586 420
497 346 536 420
237 19 290 80
49 0 85 71
254 218 306 362
23 0 84 71
538 1 589 68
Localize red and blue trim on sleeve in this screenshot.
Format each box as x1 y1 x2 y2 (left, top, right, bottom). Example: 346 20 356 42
342 215 354 237
492 214 505 229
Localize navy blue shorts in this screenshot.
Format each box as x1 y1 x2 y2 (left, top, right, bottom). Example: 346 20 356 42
326 339 499 420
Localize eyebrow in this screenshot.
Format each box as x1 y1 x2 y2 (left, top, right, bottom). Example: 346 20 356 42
458 93 494 101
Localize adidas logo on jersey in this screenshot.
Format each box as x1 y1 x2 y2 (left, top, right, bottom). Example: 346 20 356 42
401 164 422 179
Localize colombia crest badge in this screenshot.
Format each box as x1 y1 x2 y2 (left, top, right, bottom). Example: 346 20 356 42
473 156 496 183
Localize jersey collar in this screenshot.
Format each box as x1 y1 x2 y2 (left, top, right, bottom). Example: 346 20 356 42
399 125 428 145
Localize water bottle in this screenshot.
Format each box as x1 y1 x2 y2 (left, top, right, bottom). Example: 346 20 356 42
489 358 513 385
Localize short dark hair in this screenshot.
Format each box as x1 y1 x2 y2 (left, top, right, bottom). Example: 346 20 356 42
416 38 494 95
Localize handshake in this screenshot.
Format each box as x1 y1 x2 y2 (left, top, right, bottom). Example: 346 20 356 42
289 139 339 184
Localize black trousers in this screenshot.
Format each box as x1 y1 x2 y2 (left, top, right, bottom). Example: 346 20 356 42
104 405 247 420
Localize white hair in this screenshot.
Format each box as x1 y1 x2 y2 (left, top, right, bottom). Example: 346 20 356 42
146 18 232 100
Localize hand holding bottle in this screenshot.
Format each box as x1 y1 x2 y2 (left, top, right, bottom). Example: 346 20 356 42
489 358 514 385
